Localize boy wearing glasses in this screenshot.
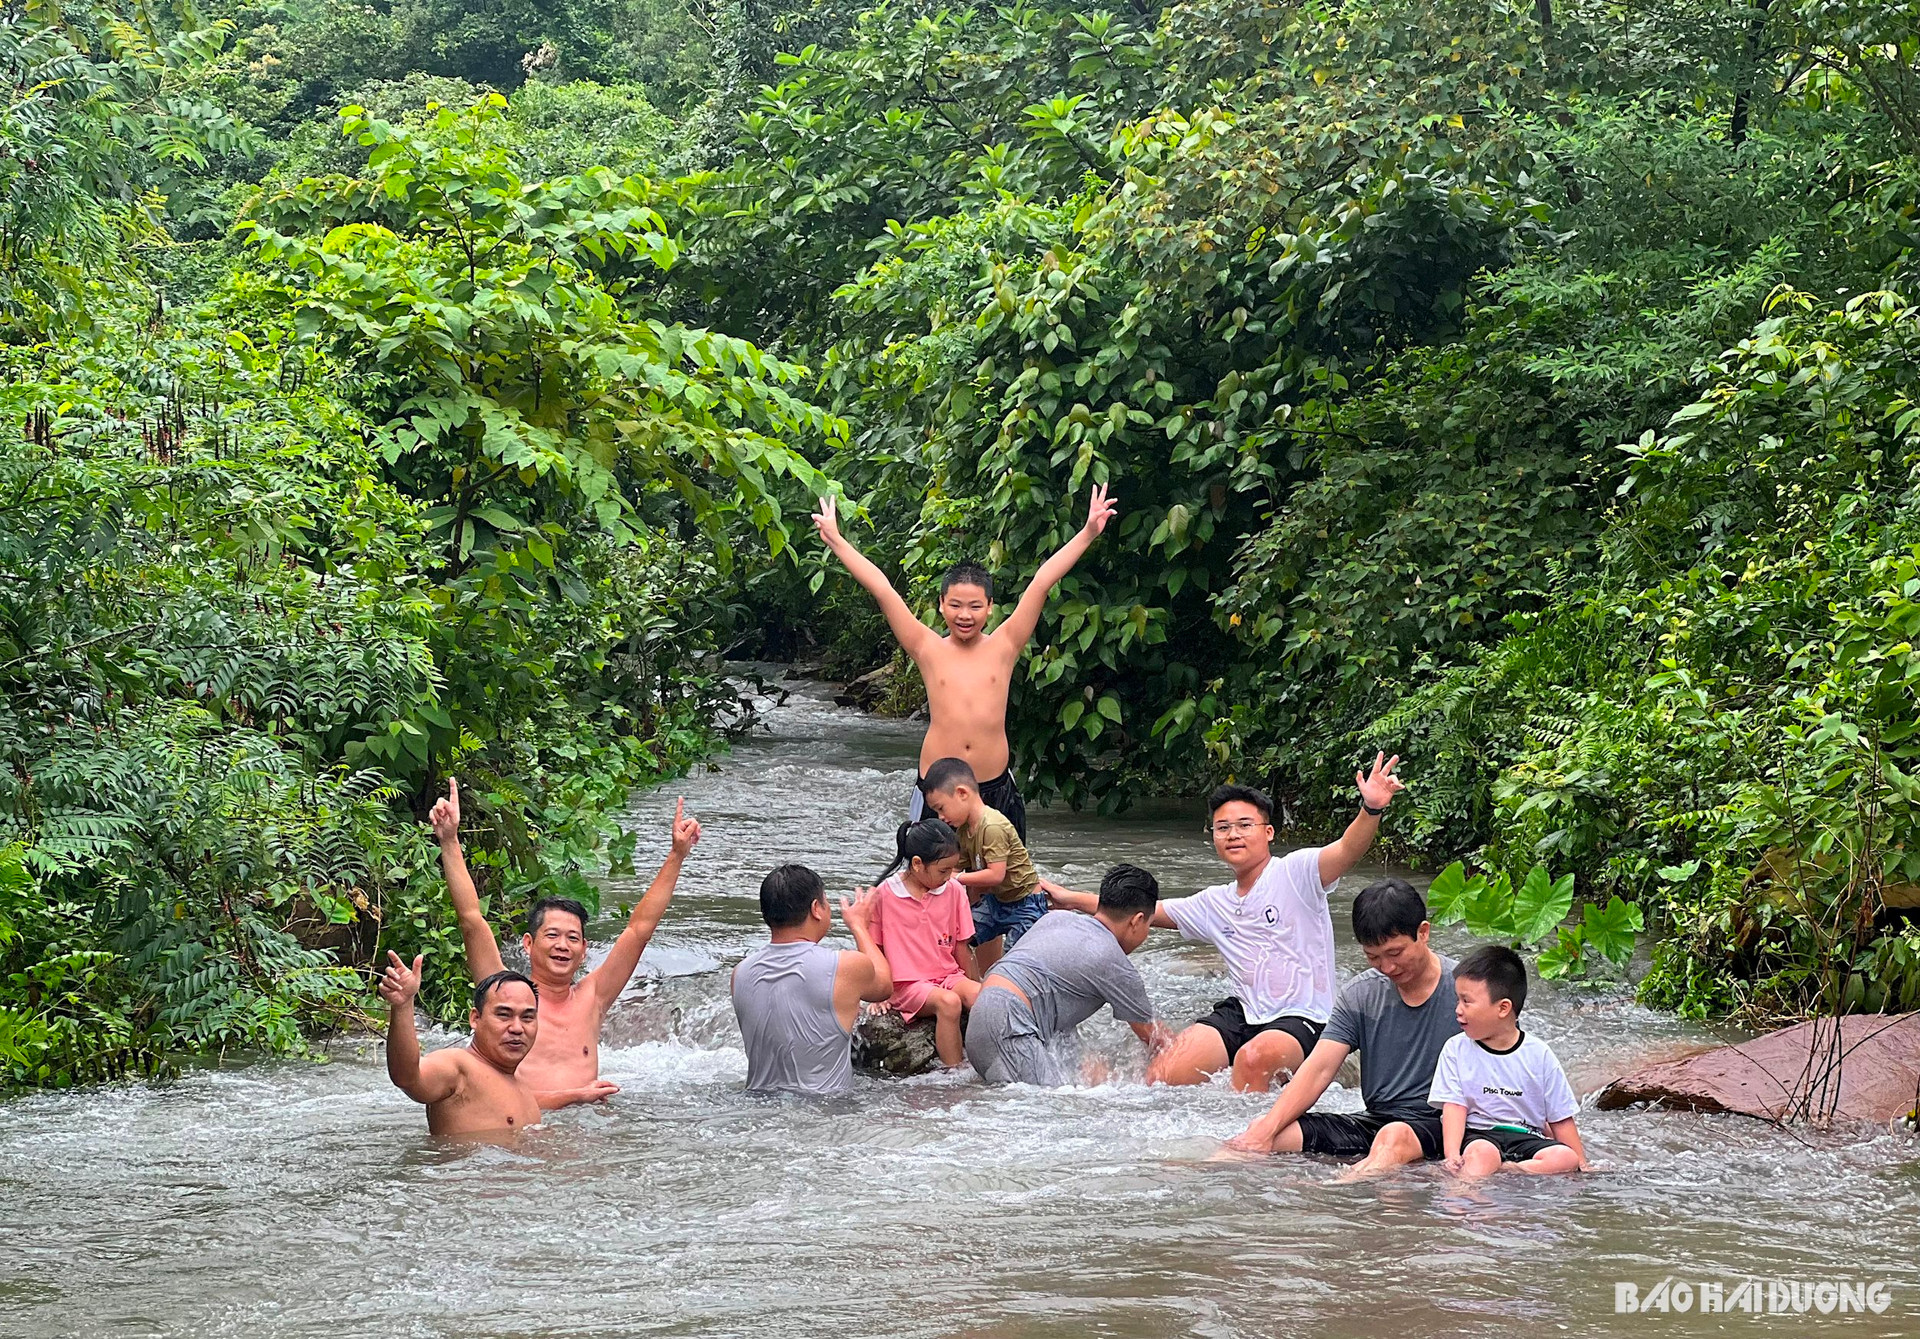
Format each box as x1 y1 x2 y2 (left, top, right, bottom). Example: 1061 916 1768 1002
1043 754 1402 1091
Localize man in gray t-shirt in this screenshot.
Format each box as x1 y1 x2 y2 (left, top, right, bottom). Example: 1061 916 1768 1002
1223 878 1461 1177
965 869 1171 1085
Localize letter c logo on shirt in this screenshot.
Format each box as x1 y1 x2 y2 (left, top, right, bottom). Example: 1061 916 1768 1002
1263 906 1278 925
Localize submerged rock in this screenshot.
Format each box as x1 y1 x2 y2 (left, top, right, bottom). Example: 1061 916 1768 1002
1596 1012 1920 1125
833 664 896 710
853 1011 942 1076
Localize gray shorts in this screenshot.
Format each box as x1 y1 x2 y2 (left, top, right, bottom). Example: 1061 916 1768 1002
964 985 1065 1086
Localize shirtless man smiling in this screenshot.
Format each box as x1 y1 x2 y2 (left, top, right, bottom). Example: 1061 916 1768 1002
379 953 543 1137
432 779 700 1107
813 485 1118 839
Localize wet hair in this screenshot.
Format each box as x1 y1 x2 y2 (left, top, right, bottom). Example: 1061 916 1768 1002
1098 863 1160 918
879 817 961 882
760 863 827 929
1351 877 1428 946
939 560 993 602
473 969 538 1011
527 896 589 936
920 756 977 797
1455 944 1529 1015
1207 782 1274 823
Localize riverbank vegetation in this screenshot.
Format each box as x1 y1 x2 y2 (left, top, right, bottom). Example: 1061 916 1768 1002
3 0 1917 1084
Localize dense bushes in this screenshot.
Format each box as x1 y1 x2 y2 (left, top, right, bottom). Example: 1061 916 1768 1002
699 0 1920 1019
0 2 831 1086
8 0 1920 1086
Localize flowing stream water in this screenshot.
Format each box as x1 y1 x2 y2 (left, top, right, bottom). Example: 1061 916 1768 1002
3 679 1917 1338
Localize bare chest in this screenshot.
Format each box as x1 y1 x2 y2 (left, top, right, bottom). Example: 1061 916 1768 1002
919 646 1010 708
526 991 600 1074
465 1069 541 1129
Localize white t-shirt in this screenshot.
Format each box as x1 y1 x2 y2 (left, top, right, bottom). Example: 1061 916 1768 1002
1158 848 1337 1024
1427 1031 1579 1134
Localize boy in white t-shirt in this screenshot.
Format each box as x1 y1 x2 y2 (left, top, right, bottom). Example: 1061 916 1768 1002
1429 944 1591 1176
1042 756 1405 1091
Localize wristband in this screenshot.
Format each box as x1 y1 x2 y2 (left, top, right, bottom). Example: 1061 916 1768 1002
1361 800 1388 816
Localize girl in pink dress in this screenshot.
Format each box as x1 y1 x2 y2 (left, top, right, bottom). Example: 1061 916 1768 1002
869 818 982 1066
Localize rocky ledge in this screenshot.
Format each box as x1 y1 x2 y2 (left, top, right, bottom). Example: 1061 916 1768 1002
1596 1013 1920 1126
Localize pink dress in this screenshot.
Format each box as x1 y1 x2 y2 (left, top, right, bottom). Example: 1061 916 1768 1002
871 874 975 1020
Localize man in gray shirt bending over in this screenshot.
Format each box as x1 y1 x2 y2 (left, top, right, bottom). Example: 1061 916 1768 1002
965 864 1173 1085
732 865 893 1096
1222 878 1458 1178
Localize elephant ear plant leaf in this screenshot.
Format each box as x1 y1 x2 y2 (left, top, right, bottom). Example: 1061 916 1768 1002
1424 861 1638 981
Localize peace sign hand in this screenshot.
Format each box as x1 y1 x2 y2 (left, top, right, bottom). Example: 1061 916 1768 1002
1356 753 1404 811
812 494 844 546
379 951 424 1008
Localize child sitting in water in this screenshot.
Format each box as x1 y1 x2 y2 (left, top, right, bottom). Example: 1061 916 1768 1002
1429 945 1591 1176
919 756 1044 974
870 817 982 1067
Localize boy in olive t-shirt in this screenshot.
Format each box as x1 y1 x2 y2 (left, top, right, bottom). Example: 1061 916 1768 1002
922 756 1044 971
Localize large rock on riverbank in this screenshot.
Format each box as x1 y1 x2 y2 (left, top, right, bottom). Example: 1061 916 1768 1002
853 1011 942 1076
1596 1013 1920 1125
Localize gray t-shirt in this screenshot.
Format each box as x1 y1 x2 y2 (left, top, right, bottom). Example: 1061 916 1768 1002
992 911 1154 1037
1321 955 1460 1121
732 940 853 1096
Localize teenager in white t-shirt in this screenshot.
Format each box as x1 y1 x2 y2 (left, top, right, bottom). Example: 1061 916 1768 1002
1042 754 1404 1091
1428 944 1591 1175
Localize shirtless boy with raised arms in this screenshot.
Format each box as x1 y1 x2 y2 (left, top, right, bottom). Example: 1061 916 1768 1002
433 779 700 1107
813 486 1118 839
379 952 543 1137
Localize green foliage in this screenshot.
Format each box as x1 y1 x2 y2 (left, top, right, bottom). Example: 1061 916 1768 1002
0 0 258 324
1427 859 1641 981
698 0 1920 1021
8 0 1920 1088
241 96 839 779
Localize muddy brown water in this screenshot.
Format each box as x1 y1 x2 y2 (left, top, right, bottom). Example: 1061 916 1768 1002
3 680 1916 1337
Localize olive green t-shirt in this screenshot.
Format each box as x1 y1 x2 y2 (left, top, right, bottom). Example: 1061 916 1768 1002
963 805 1040 903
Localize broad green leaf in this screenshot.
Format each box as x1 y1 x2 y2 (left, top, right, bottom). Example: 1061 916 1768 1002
1462 871 1513 939
1536 927 1586 980
1426 861 1472 925
1513 865 1575 946
1582 897 1644 966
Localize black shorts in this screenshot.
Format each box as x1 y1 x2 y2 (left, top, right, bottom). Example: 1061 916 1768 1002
1194 997 1324 1064
1296 1110 1446 1161
910 769 1028 841
1464 1126 1563 1162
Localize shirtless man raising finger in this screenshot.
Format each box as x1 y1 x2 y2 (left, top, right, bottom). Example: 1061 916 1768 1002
380 951 543 1138
813 485 1118 840
433 779 700 1108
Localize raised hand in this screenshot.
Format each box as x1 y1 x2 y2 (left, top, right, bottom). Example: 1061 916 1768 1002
812 494 844 547
1083 482 1118 538
670 797 701 856
379 950 424 1008
839 888 878 932
1356 752 1404 811
429 777 461 844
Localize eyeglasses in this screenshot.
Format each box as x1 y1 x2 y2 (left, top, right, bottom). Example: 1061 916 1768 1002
1209 819 1266 836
